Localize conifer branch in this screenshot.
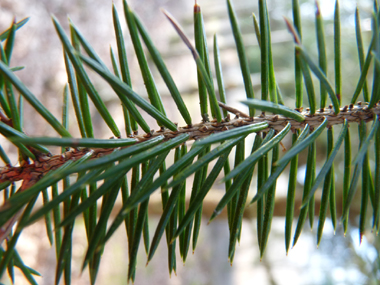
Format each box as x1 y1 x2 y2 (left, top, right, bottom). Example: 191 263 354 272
0 102 378 185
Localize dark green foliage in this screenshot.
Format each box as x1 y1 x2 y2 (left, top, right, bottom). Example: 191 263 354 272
0 1 379 284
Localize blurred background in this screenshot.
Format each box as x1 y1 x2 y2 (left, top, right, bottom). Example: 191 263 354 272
0 0 379 284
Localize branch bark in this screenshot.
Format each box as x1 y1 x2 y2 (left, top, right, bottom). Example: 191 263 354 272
0 102 378 184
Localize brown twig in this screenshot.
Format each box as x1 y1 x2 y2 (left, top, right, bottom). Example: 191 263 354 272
0 103 378 185
0 102 378 244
